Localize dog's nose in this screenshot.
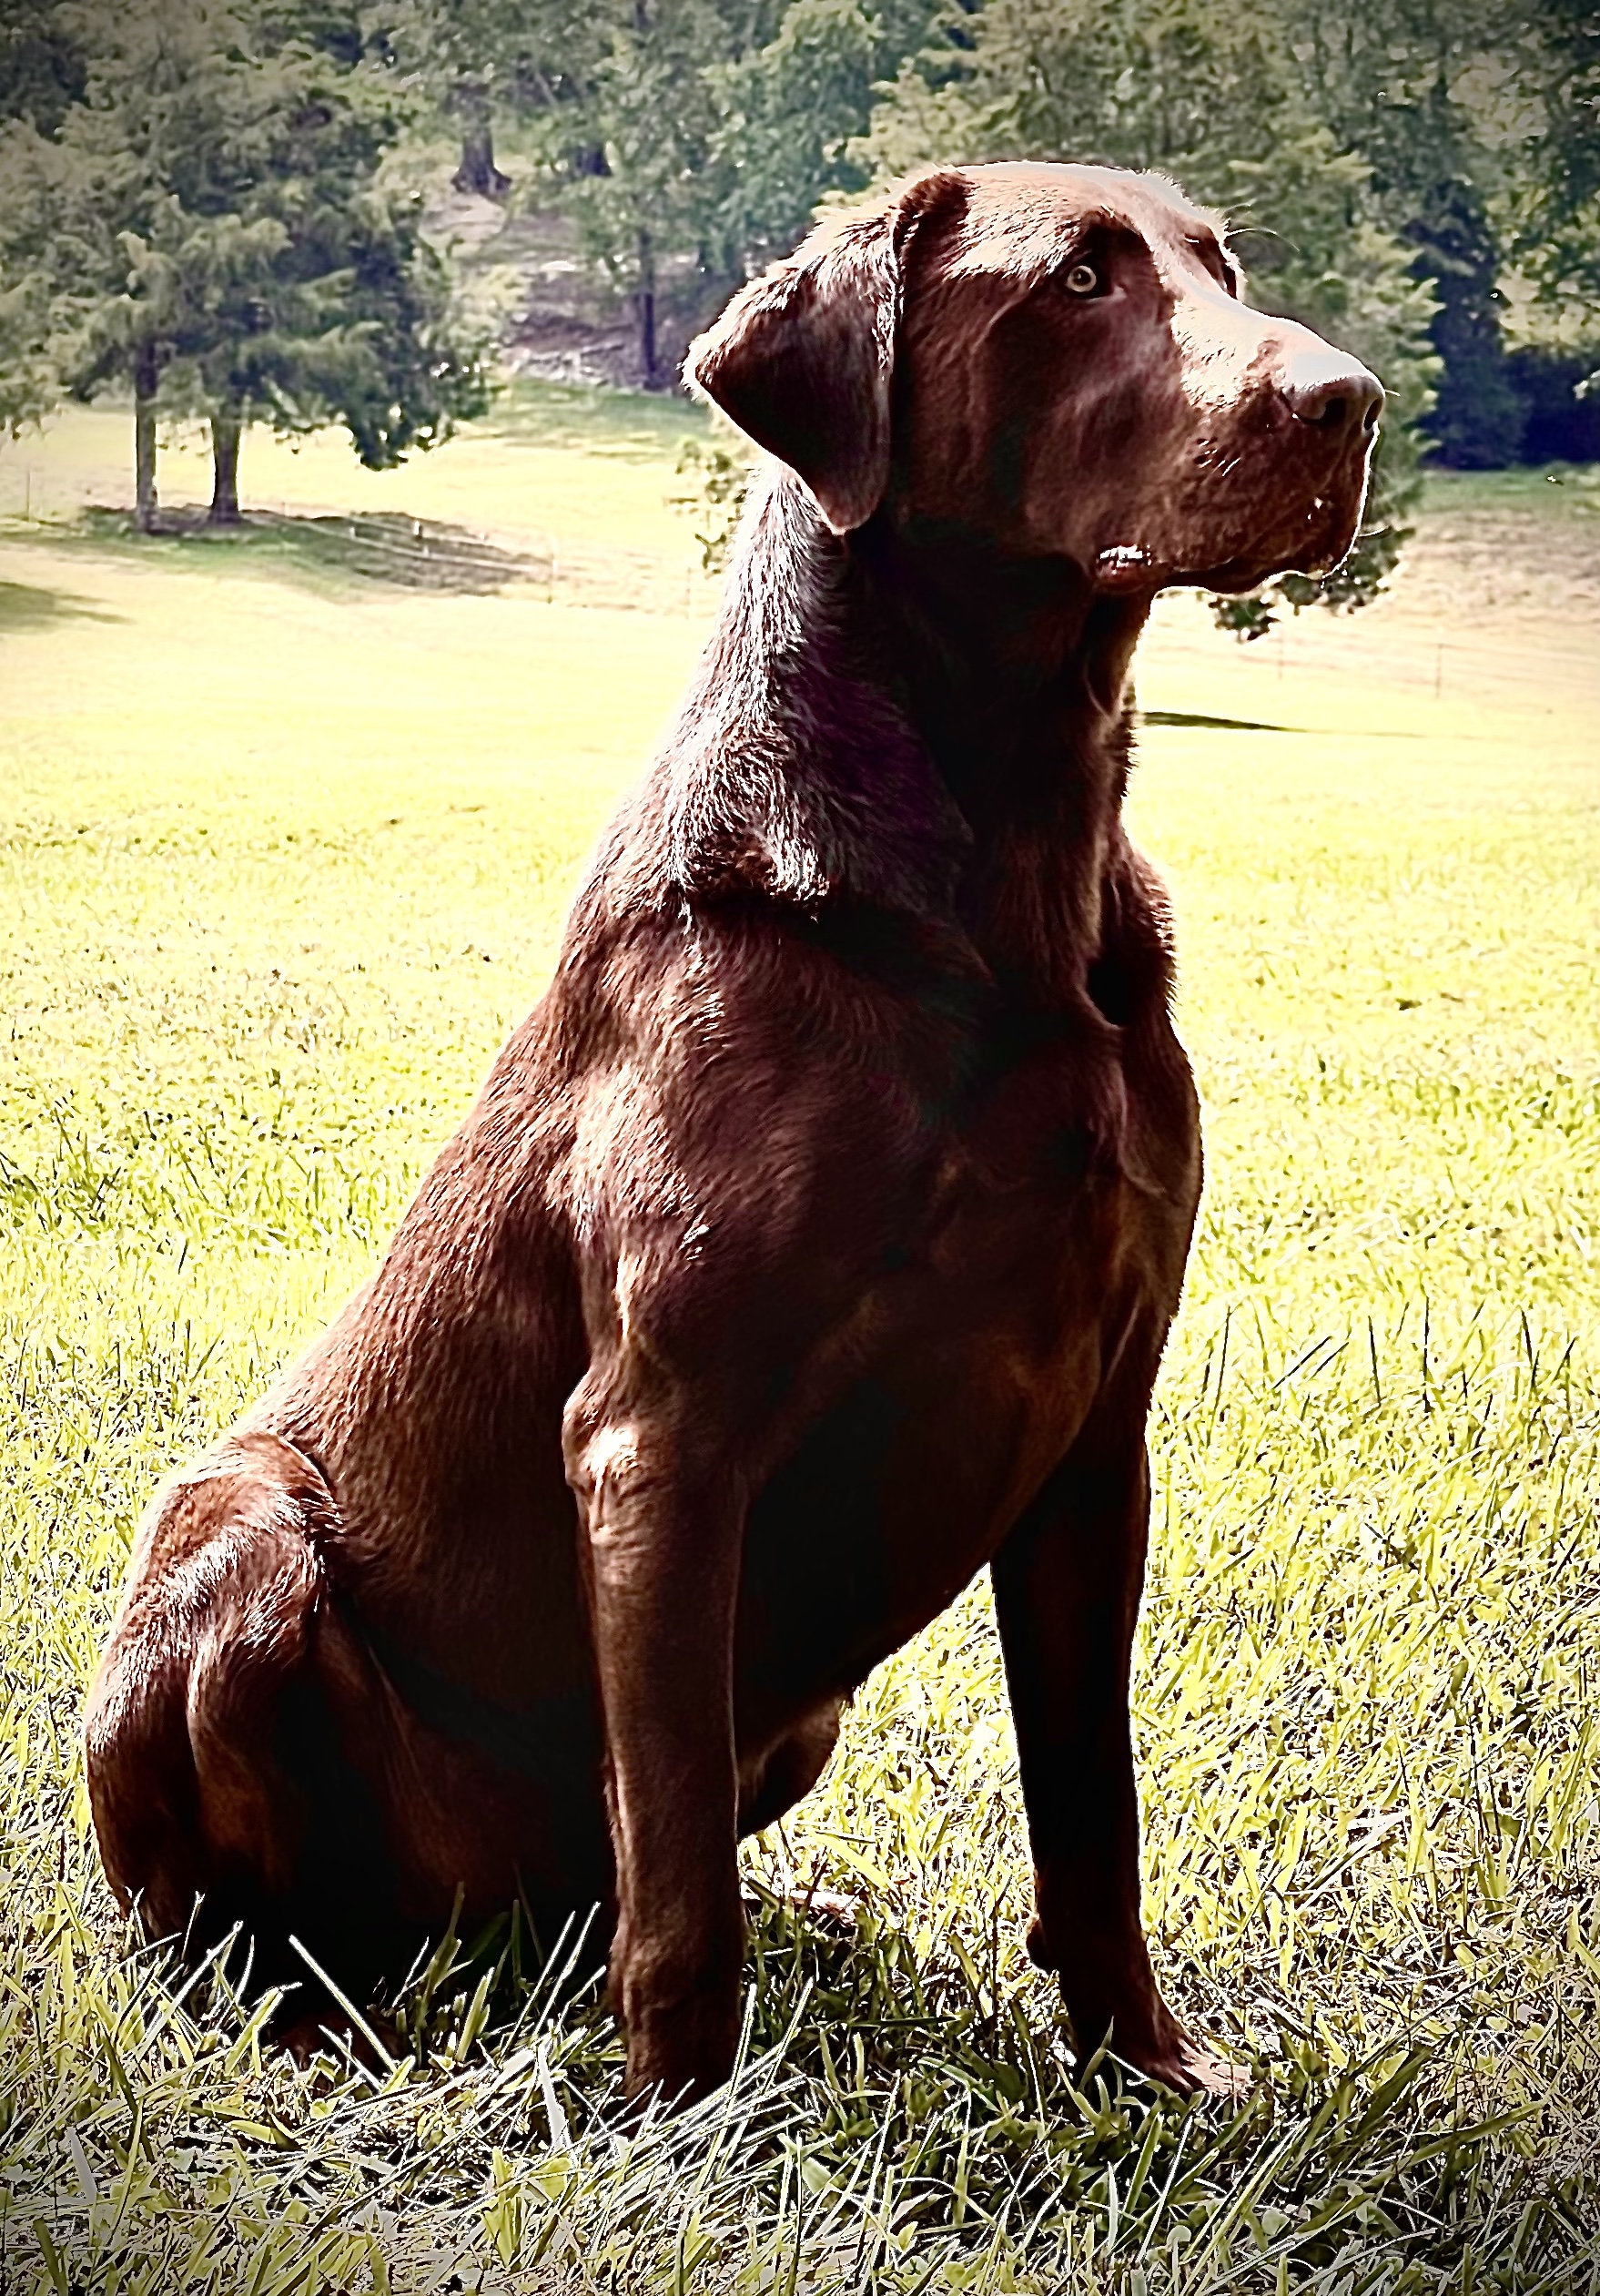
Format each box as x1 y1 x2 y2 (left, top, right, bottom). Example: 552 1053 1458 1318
1277 346 1385 437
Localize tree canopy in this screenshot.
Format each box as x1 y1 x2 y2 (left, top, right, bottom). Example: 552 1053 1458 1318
1507 2 1600 353
550 0 947 381
0 254 52 440
0 0 86 137
370 0 607 198
0 0 486 523
3 0 1593 593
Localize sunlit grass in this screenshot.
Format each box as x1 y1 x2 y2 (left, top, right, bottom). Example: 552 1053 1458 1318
1 407 1597 2290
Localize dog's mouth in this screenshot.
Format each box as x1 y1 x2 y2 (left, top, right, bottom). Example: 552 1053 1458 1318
1093 543 1158 593
1215 478 1371 593
1109 445 1374 598
1088 417 1376 599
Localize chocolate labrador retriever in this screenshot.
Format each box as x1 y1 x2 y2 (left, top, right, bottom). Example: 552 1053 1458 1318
86 163 1382 2102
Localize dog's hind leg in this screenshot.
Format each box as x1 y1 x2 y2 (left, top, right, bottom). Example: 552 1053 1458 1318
736 1701 842 1838
85 1430 343 1966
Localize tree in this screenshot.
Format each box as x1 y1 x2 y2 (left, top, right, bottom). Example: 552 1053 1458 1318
0 0 486 529
0 0 86 136
709 0 956 273
0 4 85 447
1507 2 1600 380
708 0 877 269
1279 0 1544 466
565 0 949 386
566 0 739 386
372 0 607 200
1406 162 1524 464
861 0 1440 631
0 251 53 441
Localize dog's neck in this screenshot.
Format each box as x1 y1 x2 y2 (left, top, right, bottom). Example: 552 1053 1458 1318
852 502 1150 995
682 469 1150 1007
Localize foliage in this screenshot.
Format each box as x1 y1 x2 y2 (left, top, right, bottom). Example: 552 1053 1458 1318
558 0 948 385
1280 3 1527 471
370 0 607 198
1409 168 1526 468
707 0 880 270
0 249 53 439
2 401 1599 2283
1507 0 1600 372
672 433 753 572
0 0 86 135
564 0 740 383
1276 0 1600 463
1506 340 1600 460
0 0 487 516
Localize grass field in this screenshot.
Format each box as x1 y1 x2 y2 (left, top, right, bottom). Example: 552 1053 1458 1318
1 396 1598 2292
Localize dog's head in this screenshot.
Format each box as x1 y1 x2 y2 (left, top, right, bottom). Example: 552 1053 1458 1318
687 162 1382 597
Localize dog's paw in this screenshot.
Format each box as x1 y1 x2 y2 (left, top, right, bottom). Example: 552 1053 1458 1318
1064 1985 1246 2104
793 1885 859 1932
743 1882 860 1934
1119 2026 1247 2103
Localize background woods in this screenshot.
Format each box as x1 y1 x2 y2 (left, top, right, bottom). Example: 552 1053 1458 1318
0 0 490 526
3 0 1595 617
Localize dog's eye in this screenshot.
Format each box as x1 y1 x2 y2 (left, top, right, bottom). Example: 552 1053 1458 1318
1063 262 1099 296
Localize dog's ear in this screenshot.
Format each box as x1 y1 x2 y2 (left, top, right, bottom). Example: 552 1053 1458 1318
685 172 964 535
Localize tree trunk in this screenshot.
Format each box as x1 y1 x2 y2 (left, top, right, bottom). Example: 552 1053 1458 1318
636 229 658 389
451 86 511 199
134 339 159 534
208 410 243 525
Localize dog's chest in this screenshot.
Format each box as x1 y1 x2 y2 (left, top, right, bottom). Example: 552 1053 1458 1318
909 1005 1191 1281
883 1049 1190 1467
735 1017 1200 1693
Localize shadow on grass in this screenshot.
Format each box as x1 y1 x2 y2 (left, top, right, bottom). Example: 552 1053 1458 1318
1141 706 1430 742
0 575 126 633
15 505 541 597
1141 707 1295 733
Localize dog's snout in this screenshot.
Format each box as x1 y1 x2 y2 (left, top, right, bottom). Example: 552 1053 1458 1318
1278 346 1384 437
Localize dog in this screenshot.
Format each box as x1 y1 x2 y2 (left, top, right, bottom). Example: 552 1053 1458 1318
86 162 1382 2103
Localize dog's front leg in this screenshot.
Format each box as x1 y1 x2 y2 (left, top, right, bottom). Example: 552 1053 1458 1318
990 1410 1238 2098
565 1384 745 2105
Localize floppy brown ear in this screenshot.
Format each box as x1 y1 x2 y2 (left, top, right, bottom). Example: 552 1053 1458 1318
685 173 963 535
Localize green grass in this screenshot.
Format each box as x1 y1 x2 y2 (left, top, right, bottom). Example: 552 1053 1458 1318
1 406 1598 2292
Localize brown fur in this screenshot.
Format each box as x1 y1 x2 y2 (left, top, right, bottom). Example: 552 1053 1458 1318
86 164 1382 2101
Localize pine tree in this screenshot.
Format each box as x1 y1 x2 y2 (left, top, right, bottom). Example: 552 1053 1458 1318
0 251 52 440
565 0 949 386
0 0 486 529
